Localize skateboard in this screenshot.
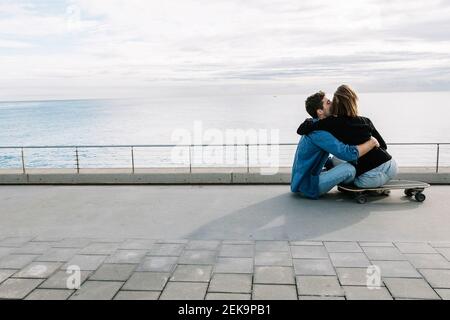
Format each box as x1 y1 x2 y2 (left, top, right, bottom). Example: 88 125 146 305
337 180 430 204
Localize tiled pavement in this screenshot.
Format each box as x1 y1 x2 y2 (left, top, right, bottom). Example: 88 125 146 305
0 236 450 300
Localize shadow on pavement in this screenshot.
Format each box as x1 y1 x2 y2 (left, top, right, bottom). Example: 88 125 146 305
185 190 422 240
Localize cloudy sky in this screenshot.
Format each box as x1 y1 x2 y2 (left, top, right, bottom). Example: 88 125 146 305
1 0 450 100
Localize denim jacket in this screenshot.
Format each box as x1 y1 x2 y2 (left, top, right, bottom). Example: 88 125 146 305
290 130 359 199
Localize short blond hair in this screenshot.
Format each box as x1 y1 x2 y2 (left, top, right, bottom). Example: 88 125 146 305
332 85 359 117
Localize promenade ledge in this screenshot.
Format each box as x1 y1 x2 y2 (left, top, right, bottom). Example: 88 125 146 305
0 166 449 185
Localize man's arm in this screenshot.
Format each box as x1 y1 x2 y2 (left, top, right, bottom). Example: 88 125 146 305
357 137 379 157
309 131 378 161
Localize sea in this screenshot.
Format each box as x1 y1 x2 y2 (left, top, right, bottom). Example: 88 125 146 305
0 92 449 169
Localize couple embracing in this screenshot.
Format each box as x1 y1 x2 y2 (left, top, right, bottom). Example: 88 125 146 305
291 85 397 199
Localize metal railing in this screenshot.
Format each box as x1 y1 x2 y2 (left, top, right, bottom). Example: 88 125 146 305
0 142 449 174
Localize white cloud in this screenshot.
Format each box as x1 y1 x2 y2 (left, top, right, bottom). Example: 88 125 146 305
0 0 449 100
0 39 34 48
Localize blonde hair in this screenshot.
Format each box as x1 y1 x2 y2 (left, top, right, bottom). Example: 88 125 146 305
332 84 359 117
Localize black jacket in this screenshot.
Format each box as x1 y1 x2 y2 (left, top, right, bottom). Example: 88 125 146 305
297 116 392 176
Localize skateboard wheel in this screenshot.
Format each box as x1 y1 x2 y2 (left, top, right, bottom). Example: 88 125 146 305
382 190 391 196
404 189 413 197
415 192 426 202
356 195 367 204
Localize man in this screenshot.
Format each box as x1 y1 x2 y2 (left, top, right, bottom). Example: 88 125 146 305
291 91 379 199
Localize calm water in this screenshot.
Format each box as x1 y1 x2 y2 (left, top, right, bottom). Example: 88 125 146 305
0 92 449 168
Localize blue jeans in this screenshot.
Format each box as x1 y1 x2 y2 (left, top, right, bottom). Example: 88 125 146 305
318 162 356 196
354 159 398 188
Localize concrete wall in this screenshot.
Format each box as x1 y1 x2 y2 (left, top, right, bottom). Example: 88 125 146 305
0 167 449 185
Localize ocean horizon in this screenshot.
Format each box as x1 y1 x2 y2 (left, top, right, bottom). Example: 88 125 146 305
1 92 449 169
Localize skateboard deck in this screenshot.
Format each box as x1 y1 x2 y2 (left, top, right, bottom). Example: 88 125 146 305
337 180 430 204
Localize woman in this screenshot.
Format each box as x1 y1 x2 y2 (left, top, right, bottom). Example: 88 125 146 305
297 84 397 188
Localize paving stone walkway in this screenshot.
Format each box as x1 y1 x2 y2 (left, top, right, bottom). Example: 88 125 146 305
1 236 450 300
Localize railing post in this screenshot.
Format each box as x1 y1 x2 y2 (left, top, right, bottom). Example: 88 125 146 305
21 148 26 174
189 145 192 173
246 144 250 173
131 146 135 174
436 143 440 173
75 147 80 174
